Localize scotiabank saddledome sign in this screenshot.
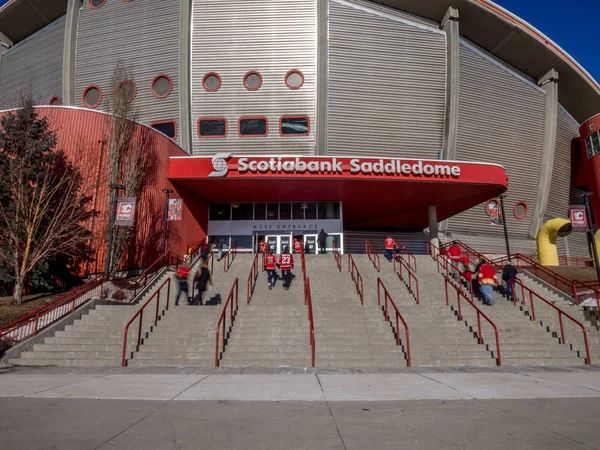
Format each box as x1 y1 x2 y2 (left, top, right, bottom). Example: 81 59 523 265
209 154 464 179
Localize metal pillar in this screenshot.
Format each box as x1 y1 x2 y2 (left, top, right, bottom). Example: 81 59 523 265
162 189 173 254
428 205 439 248
104 184 125 275
499 195 511 261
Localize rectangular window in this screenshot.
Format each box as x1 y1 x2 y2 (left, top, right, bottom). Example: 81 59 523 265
267 203 279 220
232 203 254 220
254 203 266 220
239 117 268 137
318 202 341 220
292 203 305 220
587 131 600 159
280 116 310 136
198 118 227 138
150 120 177 139
279 203 292 220
230 235 253 250
209 203 231 221
304 202 317 220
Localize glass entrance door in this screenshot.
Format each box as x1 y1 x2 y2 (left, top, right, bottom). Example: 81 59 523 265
265 234 293 254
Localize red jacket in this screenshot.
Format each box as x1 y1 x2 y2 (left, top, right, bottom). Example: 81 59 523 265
385 238 395 250
448 245 462 262
279 253 294 270
293 240 303 253
265 255 277 270
259 241 268 253
478 264 498 285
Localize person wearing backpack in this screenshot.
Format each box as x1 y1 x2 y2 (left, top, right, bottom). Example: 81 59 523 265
174 266 191 306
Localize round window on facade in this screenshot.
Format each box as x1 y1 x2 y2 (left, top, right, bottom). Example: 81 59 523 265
243 71 263 91
202 72 222 92
514 201 529 220
116 80 136 104
151 74 173 99
88 0 106 8
285 69 305 90
83 85 102 108
49 96 62 106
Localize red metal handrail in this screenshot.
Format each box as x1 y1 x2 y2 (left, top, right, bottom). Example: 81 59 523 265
365 240 381 272
510 278 592 364
126 251 183 299
377 278 411 366
302 245 307 298
332 240 342 272
394 256 420 305
0 275 106 348
559 256 593 268
223 240 238 272
444 278 502 366
305 277 316 367
121 277 171 367
348 254 364 305
215 278 239 367
246 253 259 305
394 242 418 273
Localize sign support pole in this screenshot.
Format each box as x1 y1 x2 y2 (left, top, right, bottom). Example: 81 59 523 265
499 195 511 262
583 194 600 281
105 184 125 275
162 189 173 254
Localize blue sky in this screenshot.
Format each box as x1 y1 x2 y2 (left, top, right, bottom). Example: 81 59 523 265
0 0 597 83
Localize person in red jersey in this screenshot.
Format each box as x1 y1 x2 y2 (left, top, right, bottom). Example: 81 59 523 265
477 259 498 306
293 237 303 254
447 241 463 280
259 239 268 254
278 246 295 290
265 249 277 290
384 236 395 262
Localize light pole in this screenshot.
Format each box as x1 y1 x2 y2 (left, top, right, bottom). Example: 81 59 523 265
499 195 511 262
105 183 125 275
581 192 600 281
162 188 173 254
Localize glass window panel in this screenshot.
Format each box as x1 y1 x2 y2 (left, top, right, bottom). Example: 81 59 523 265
232 203 254 220
280 117 309 135
254 203 266 220
151 121 176 139
267 203 279 220
239 118 267 136
318 202 341 220
209 203 231 221
199 119 226 137
230 235 253 249
279 203 291 220
305 202 317 220
292 203 304 220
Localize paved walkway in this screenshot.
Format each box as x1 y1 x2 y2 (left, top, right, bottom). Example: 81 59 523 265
1 368 600 449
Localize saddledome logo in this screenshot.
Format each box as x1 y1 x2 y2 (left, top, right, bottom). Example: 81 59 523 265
209 153 232 177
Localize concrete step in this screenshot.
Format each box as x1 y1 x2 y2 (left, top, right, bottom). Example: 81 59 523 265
10 358 121 367
33 343 136 352
20 351 123 359
127 359 214 367
410 357 497 367
500 357 586 366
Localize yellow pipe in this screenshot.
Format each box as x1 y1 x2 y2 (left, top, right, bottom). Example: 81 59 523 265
537 218 573 266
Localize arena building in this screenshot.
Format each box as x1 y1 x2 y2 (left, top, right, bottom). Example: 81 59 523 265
1 0 599 268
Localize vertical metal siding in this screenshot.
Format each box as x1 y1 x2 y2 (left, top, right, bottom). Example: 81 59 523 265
448 41 546 250
0 16 65 109
326 0 446 159
191 0 317 156
564 188 591 258
75 0 181 145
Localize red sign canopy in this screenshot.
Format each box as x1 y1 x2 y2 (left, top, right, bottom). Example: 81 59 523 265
168 155 508 230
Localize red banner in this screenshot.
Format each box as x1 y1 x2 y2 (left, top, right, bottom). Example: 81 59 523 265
569 206 588 232
168 198 183 221
115 197 136 227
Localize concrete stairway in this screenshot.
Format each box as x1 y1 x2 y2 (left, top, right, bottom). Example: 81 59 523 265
307 255 407 368
220 262 310 367
10 254 250 368
353 254 496 367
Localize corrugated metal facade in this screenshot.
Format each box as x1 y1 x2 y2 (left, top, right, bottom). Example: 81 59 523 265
190 0 317 156
563 188 591 258
326 0 446 159
0 16 65 110
75 0 181 145
448 40 546 251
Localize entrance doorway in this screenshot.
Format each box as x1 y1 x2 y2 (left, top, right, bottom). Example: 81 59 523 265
265 234 293 254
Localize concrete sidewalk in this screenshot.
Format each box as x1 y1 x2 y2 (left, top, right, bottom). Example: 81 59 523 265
1 369 600 449
1 369 600 401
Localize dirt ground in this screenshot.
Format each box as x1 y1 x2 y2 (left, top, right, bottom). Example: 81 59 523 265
0 294 59 328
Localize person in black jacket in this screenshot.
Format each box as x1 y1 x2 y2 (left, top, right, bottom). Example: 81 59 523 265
192 262 212 305
502 264 518 299
318 229 328 254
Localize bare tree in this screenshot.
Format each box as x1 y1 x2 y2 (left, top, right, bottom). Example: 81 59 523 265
0 98 95 304
104 62 151 274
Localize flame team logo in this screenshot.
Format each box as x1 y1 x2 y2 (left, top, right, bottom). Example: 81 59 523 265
209 153 232 178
